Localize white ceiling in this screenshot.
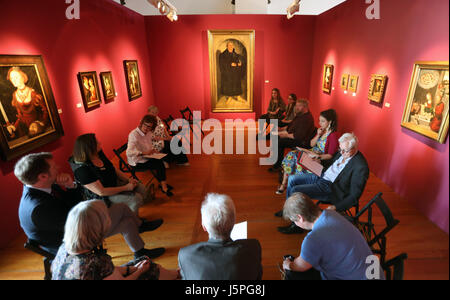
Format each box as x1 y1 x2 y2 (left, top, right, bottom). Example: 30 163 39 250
112 0 347 16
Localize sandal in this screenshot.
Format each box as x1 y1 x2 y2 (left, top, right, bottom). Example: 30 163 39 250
275 185 286 195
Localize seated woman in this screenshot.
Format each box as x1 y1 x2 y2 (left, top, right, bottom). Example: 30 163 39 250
147 105 189 166
71 133 147 214
51 200 179 280
127 114 174 197
278 93 297 130
260 88 286 124
277 109 339 194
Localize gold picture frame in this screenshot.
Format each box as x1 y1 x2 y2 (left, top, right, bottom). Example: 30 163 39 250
368 74 388 103
322 64 334 94
348 75 359 93
341 74 349 90
208 30 255 113
401 61 449 144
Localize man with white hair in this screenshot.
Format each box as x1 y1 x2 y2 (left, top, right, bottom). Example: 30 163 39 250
178 193 262 280
276 133 369 234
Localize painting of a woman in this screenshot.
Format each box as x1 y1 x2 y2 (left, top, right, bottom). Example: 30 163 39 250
6 67 49 138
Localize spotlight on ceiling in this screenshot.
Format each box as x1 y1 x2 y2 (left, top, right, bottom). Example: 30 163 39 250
148 0 178 22
287 0 301 19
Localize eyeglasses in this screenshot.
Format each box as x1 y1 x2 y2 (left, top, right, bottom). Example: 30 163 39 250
339 147 353 154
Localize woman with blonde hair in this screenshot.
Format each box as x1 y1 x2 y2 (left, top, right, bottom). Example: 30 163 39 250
51 200 179 280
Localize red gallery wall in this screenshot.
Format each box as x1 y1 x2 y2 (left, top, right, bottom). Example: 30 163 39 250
145 15 316 121
0 0 155 248
308 0 449 233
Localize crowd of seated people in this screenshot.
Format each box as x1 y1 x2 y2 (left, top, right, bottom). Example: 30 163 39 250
14 97 378 280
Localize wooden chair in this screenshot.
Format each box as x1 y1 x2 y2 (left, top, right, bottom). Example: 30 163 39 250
24 239 55 280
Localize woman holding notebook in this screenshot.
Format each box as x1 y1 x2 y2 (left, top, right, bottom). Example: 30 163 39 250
276 109 339 194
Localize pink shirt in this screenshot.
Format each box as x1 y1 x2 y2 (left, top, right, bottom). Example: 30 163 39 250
126 127 155 166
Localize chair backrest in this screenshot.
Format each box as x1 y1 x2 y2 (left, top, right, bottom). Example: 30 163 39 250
353 192 400 264
163 115 178 136
180 106 193 122
383 253 408 280
112 143 139 180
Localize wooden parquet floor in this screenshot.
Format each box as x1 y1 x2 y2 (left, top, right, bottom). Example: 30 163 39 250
0 150 448 280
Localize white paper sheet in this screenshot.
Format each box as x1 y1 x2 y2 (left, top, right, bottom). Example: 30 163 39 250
230 221 247 241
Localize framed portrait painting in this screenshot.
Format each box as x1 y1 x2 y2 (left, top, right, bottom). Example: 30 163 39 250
348 75 359 93
99 71 116 102
401 61 449 144
368 74 388 103
124 60 142 101
0 55 64 161
322 64 334 94
341 74 349 90
77 71 101 111
208 30 255 113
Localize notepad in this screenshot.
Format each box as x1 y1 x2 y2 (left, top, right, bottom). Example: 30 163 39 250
230 221 247 241
298 151 323 177
143 153 167 160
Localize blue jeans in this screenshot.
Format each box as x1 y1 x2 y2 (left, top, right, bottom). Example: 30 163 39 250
286 173 332 200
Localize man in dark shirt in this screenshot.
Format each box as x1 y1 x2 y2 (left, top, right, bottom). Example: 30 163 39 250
16 153 82 255
269 99 316 172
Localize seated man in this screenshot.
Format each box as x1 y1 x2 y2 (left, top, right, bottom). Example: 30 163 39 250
16 152 164 259
178 193 262 280
281 192 384 280
277 132 369 234
268 99 316 172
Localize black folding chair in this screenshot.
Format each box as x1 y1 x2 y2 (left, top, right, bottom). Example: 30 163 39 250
113 143 156 201
163 114 191 146
383 253 408 280
351 192 400 265
316 196 360 222
162 115 178 137
180 106 204 137
24 239 55 280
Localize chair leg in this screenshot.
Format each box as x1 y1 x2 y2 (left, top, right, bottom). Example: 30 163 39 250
43 257 53 280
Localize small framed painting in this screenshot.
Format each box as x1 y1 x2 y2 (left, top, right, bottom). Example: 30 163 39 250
99 71 116 102
368 74 388 103
401 61 449 144
322 64 334 94
348 75 359 93
341 74 349 90
123 60 142 101
77 71 101 111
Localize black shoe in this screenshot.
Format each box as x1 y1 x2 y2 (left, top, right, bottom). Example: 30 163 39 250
159 185 174 197
268 166 280 173
139 219 163 233
274 210 283 217
134 247 165 259
277 223 305 234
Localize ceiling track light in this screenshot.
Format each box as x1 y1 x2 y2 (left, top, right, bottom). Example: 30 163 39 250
148 0 178 22
287 0 301 19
